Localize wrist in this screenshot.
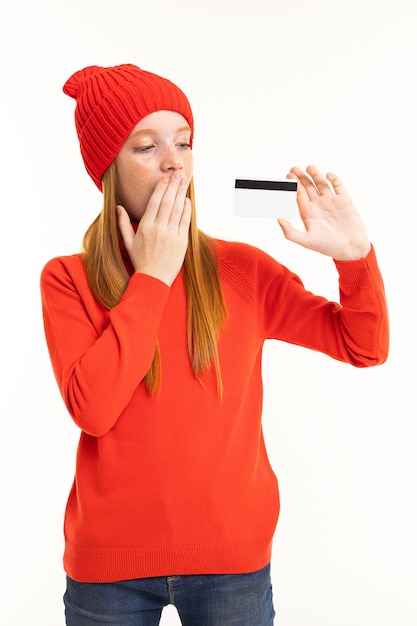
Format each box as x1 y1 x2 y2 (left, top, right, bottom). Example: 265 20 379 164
334 242 371 262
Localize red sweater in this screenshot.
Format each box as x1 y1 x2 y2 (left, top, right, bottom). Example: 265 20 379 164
41 239 388 583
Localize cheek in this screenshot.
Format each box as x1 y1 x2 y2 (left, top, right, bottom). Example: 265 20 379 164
185 153 194 180
118 161 154 199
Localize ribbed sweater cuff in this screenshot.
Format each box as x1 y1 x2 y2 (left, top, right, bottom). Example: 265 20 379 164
334 244 378 289
120 272 171 311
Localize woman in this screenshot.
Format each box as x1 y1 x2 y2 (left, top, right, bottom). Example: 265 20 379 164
41 64 389 625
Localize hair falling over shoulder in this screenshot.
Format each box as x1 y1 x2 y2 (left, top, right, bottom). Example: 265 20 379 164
82 163 227 396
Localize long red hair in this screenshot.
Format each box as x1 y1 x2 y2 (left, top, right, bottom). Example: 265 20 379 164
82 162 227 395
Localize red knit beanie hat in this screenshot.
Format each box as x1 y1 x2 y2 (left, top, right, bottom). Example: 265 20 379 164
63 64 194 191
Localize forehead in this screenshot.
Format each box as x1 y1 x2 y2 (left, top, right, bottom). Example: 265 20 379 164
129 110 191 136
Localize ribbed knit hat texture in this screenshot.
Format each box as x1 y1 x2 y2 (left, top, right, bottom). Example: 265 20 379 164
63 64 194 190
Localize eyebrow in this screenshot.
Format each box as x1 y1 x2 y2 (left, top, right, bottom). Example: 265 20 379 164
129 125 191 139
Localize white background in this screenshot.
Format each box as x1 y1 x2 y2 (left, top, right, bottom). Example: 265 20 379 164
1 0 416 624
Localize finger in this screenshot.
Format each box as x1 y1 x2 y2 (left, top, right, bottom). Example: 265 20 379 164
177 197 192 237
305 164 334 196
141 176 171 223
153 173 188 224
326 171 347 195
167 177 189 227
290 166 322 199
287 170 312 210
140 175 188 231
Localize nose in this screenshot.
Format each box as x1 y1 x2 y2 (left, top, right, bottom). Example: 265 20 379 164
160 145 183 172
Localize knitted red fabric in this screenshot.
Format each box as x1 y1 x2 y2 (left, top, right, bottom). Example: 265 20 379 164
40 243 389 582
63 64 194 190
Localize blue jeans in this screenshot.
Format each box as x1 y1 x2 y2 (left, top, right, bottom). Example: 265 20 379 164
64 564 275 625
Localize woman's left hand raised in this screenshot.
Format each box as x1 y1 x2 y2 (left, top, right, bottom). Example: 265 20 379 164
278 165 371 261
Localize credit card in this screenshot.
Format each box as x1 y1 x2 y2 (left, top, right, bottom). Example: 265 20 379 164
234 178 297 218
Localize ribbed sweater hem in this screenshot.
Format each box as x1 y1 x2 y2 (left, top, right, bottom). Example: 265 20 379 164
64 536 274 583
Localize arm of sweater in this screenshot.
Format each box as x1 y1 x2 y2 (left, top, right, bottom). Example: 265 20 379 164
40 256 170 436
264 245 389 366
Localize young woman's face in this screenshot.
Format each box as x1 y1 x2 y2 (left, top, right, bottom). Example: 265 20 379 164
115 110 194 221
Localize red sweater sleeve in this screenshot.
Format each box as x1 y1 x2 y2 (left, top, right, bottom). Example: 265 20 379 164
262 245 389 366
40 255 170 436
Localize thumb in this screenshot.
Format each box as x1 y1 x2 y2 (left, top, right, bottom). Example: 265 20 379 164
277 218 295 240
277 218 308 248
117 205 135 250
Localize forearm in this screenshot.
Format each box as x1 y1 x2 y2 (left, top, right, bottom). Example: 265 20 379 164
41 261 170 435
265 246 389 366
333 245 389 365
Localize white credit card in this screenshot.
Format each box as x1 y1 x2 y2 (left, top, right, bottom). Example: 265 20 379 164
233 178 297 218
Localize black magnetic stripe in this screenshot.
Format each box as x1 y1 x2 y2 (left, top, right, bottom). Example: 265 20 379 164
235 179 297 192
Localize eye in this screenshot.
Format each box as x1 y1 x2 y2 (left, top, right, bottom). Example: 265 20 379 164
133 145 155 153
177 143 191 150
